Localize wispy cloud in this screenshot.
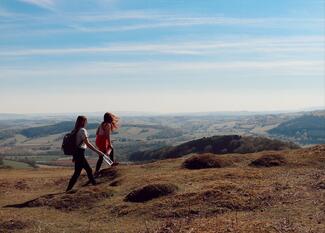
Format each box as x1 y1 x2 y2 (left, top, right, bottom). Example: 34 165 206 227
68 17 325 33
1 60 323 80
0 36 323 57
0 10 324 36
18 0 56 11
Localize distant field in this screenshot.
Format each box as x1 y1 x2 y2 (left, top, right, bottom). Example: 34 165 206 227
0 110 324 163
1 159 34 169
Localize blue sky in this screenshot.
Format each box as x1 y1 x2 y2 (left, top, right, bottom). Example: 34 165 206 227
0 0 324 113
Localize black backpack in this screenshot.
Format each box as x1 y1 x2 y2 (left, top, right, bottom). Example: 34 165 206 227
61 129 78 156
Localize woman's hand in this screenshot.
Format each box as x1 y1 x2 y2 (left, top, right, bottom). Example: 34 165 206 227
84 137 108 158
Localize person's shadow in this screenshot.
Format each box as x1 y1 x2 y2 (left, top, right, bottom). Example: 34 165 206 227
3 191 68 208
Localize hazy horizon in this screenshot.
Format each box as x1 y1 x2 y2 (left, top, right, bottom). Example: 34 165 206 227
0 106 324 117
0 0 324 113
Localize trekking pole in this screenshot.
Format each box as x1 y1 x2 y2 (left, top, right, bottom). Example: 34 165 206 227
103 154 114 166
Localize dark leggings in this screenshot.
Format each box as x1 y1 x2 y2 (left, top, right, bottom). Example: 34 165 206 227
66 148 96 191
95 148 114 173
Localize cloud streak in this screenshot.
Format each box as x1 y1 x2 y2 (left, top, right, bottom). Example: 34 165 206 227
0 36 323 57
0 10 324 36
19 0 56 10
1 60 323 80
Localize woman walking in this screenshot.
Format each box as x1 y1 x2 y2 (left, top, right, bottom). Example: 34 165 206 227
94 112 119 177
66 115 106 192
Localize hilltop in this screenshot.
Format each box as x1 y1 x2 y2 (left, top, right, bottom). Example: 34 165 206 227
129 135 299 162
1 145 324 232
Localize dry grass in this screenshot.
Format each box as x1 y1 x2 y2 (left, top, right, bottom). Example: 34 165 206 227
4 188 113 211
0 145 324 232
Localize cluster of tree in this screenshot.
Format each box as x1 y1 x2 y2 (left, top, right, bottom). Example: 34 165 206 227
16 157 38 168
0 129 17 140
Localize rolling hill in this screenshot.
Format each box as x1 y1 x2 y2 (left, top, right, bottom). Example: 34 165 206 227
0 110 322 165
128 135 299 162
269 114 325 144
0 145 324 232
19 121 99 138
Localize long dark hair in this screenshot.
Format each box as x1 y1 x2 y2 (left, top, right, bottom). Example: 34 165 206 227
102 112 119 131
74 115 87 131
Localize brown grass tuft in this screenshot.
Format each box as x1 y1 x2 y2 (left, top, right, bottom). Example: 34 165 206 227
182 154 231 170
97 167 119 181
124 183 178 203
250 153 287 167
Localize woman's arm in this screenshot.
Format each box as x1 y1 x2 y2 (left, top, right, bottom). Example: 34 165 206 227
106 124 112 148
84 138 105 156
107 131 112 148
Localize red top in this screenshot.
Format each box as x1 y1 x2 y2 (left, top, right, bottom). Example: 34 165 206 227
95 123 111 153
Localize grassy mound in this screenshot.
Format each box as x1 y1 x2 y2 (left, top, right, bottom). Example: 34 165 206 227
129 135 299 162
5 188 113 211
182 154 231 170
250 154 287 167
156 183 272 218
124 183 178 203
97 167 119 180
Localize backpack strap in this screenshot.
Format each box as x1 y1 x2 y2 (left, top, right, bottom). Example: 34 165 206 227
73 128 84 148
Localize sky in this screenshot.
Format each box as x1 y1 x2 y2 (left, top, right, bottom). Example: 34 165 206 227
0 0 324 114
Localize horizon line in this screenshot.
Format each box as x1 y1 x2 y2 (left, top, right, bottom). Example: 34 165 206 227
0 107 324 117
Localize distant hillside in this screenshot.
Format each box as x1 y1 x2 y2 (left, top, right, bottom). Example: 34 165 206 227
128 135 299 162
20 121 98 138
268 114 325 144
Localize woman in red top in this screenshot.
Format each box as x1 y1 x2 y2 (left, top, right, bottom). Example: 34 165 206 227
94 112 119 176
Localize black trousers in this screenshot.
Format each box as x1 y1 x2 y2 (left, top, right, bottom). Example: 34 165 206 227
66 148 96 191
95 148 114 173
